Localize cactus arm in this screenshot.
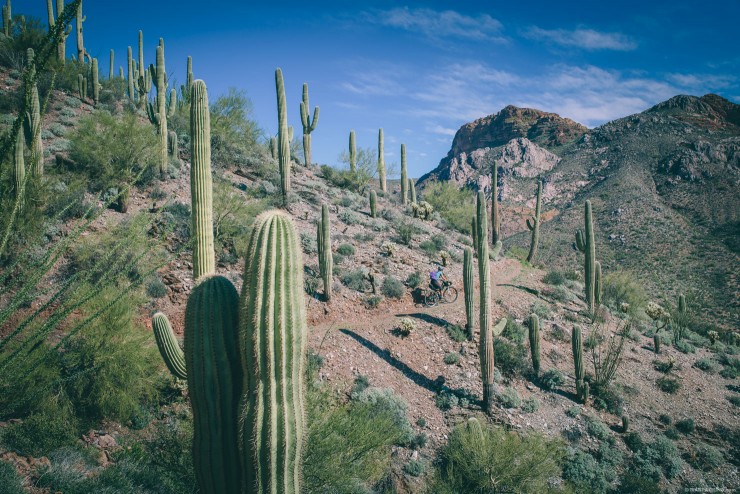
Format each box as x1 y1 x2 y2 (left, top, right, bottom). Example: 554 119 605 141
575 230 585 252
152 312 187 379
572 325 586 403
167 88 176 117
492 317 507 337
594 261 602 307
526 217 535 231
310 106 319 132
491 241 502 260
409 179 416 204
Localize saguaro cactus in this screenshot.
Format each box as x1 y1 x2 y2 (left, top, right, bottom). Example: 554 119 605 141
275 68 290 198
75 0 88 63
369 190 377 218
146 41 176 176
91 57 99 105
12 126 24 199
594 260 602 307
491 160 500 244
46 0 72 61
299 83 319 167
109 49 114 79
126 46 135 102
240 210 307 494
136 31 150 108
526 180 542 262
463 247 474 339
476 191 495 413
168 130 179 165
401 144 408 204
190 80 215 280
2 0 10 38
572 325 587 403
77 73 86 99
575 200 597 314
378 128 386 192
152 312 186 380
25 77 43 176
529 314 540 376
180 56 193 106
185 275 243 494
317 204 333 302
409 179 416 204
471 215 478 254
349 130 356 172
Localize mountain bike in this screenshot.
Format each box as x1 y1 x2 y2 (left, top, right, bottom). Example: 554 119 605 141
424 280 458 307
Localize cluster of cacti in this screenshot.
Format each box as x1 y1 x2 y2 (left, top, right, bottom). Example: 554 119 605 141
46 0 71 61
412 201 433 220
190 80 215 280
475 191 495 414
299 83 319 167
275 68 291 198
491 160 500 244
317 204 332 301
377 128 386 192
572 325 588 403
526 180 542 262
401 144 408 204
463 248 474 339
90 57 100 105
369 190 377 218
409 179 416 203
398 318 415 336
529 314 540 376
575 200 598 314
381 241 395 257
2 0 10 37
145 40 177 176
349 130 356 172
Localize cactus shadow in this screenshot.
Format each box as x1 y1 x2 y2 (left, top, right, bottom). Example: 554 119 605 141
339 329 443 394
402 312 450 329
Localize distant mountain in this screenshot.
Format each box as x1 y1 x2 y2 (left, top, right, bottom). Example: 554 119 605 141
419 94 740 330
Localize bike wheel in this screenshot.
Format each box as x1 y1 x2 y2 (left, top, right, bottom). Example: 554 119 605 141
443 286 458 303
424 290 440 307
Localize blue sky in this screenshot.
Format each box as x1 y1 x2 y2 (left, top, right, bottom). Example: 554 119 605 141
23 0 740 178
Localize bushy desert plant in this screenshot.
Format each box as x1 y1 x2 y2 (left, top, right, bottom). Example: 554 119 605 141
381 276 405 299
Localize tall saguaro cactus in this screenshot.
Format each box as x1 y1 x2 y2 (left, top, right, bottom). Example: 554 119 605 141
109 49 114 79
190 80 215 280
377 128 386 192
46 0 71 62
476 191 495 413
369 190 377 218
299 83 319 167
180 56 193 106
275 68 291 199
240 211 307 494
572 325 587 403
90 57 99 106
75 0 88 63
146 41 176 176
317 204 333 302
135 31 150 108
25 77 43 176
529 314 540 376
126 46 135 102
526 180 542 262
12 126 24 199
185 276 243 494
409 179 416 204
491 160 500 244
575 200 597 314
594 261 602 307
400 144 408 204
2 0 10 38
463 248 474 340
349 130 356 172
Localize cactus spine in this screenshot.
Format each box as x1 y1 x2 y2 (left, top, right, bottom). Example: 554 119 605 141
526 180 542 262
463 248 474 340
529 314 540 376
152 312 186 380
240 211 307 494
299 83 319 167
572 325 586 403
409 179 416 204
369 190 377 218
491 160 500 244
275 68 291 198
317 204 333 302
575 200 597 314
190 80 215 280
349 130 356 172
12 126 24 199
26 78 43 176
146 41 176 176
476 191 495 413
377 128 386 192
91 57 99 105
185 275 243 493
2 0 10 38
400 144 408 204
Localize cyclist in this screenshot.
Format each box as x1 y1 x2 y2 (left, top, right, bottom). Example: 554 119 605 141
429 266 447 293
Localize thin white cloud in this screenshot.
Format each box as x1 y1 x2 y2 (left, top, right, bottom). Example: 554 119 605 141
428 125 457 136
667 73 734 89
525 26 637 51
369 7 505 42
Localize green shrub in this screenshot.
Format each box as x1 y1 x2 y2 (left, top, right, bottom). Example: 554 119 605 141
614 473 662 494
531 302 551 320
503 318 526 344
438 421 564 493
693 357 716 372
658 414 672 425
494 338 529 378
381 276 405 299
539 368 564 391
565 406 581 418
341 269 371 292
208 88 263 170
688 443 724 471
146 277 167 299
336 243 356 256
521 397 539 413
656 376 681 394
0 398 79 457
675 339 696 354
300 233 317 254
497 387 521 408
421 181 475 233
562 448 617 493
403 459 426 477
435 390 459 411
601 270 647 315
350 387 413 445
405 271 422 288
364 295 383 309
630 435 683 480
444 352 460 365
0 460 24 494
728 395 740 407
419 240 439 256
675 418 695 434
446 324 467 343
409 432 428 450
543 270 566 285
586 415 611 441
394 220 418 245
338 209 359 225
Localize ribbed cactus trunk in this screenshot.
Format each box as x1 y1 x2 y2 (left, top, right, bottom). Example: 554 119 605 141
409 179 416 204
240 211 307 494
168 130 179 165
400 144 408 204
572 325 586 403
47 0 70 62
463 248 474 340
28 81 43 176
471 215 477 255
276 68 290 199
575 200 596 314
2 0 10 38
185 276 243 494
77 73 86 99
299 83 319 167
378 128 386 192
369 190 377 218
109 49 114 79
526 180 542 262
317 204 332 302
190 80 215 281
126 46 135 102
476 192 494 414
529 314 540 377
491 160 500 245
152 312 186 380
594 260 602 307
75 0 86 62
147 42 174 176
349 130 356 172
136 30 149 110
12 126 24 200
91 57 99 106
